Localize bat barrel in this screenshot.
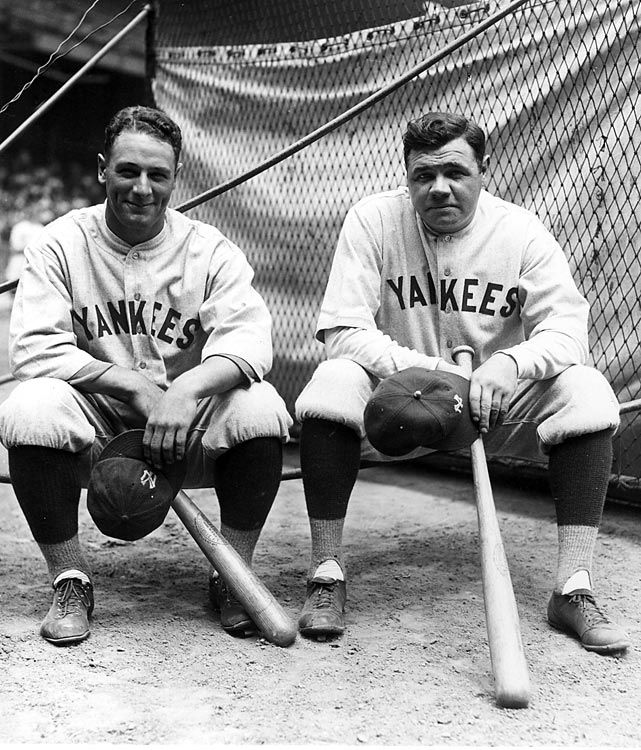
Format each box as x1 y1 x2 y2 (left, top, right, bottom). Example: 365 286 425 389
471 439 530 708
172 490 297 647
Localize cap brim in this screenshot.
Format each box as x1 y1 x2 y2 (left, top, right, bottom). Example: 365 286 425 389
97 429 186 495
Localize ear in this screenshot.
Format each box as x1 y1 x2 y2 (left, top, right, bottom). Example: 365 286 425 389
97 153 107 185
480 154 490 174
175 162 183 179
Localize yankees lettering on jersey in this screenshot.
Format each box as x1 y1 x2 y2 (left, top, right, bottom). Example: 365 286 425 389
386 272 519 317
8 204 275 386
316 187 590 379
71 298 200 350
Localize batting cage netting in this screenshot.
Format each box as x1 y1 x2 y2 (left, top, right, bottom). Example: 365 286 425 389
149 0 640 498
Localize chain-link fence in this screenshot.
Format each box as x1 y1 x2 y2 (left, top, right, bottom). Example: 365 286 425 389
150 0 640 498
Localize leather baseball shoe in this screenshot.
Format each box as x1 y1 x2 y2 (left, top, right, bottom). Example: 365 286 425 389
40 577 94 645
547 589 630 654
209 572 257 638
299 576 347 640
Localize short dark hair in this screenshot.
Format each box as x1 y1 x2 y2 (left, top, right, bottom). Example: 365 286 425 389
104 106 183 164
403 112 486 169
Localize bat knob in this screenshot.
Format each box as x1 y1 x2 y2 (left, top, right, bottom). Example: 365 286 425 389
451 345 475 374
451 345 475 359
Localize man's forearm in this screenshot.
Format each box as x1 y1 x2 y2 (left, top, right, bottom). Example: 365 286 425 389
170 355 246 400
324 326 442 379
72 363 155 401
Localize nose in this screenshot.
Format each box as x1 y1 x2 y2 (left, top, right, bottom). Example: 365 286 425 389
430 173 450 196
133 173 152 196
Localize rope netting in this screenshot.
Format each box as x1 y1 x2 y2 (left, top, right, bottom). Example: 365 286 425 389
150 0 640 492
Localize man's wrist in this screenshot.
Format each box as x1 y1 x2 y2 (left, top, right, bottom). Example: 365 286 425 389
494 351 519 375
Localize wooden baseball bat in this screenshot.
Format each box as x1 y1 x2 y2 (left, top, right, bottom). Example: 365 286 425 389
171 489 297 647
452 345 530 708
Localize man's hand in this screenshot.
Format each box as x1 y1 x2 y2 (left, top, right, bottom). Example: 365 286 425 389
141 356 247 469
143 381 198 468
468 353 518 433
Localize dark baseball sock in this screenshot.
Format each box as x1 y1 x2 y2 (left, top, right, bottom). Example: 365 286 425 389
8 445 91 582
300 418 361 521
214 436 283 565
548 429 612 592
8 445 82 544
300 418 361 577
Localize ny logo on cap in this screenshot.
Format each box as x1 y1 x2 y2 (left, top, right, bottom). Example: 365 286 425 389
140 469 157 490
453 394 463 413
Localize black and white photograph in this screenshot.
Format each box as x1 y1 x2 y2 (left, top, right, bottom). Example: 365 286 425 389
0 0 639 745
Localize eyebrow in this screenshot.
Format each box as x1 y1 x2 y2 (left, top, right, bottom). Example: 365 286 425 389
411 161 471 172
115 161 172 173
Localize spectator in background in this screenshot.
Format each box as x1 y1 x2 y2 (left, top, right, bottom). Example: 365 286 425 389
0 151 101 284
5 201 53 284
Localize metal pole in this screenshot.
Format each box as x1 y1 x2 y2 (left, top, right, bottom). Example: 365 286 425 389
176 0 530 213
0 4 152 157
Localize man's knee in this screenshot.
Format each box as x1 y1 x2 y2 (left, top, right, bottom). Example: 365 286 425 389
294 359 376 436
202 381 292 456
538 365 620 447
0 378 95 450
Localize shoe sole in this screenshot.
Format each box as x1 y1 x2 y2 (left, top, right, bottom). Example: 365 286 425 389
222 621 258 638
299 626 345 641
41 630 90 646
548 618 630 654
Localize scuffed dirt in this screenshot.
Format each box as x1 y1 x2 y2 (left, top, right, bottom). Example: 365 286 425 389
0 301 640 746
0 448 640 746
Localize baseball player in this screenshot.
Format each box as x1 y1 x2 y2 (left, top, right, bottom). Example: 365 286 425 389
294 111 629 654
0 106 292 645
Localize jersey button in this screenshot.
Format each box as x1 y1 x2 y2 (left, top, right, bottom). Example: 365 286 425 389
132 252 139 259
444 267 451 276
134 292 141 301
444 235 452 242
139 362 147 369
446 338 453 348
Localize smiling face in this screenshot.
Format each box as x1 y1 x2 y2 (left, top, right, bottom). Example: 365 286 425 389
406 137 487 235
98 131 181 246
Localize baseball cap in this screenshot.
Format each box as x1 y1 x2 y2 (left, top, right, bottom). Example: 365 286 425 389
87 429 187 541
363 367 478 457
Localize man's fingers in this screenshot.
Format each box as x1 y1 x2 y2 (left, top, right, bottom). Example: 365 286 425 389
174 427 188 462
161 430 177 465
498 393 511 426
478 392 493 433
144 425 187 467
468 380 482 424
489 399 502 429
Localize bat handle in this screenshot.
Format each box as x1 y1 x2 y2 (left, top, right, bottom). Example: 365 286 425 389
451 345 475 376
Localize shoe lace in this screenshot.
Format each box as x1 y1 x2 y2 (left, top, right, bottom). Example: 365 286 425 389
312 581 338 610
56 579 91 617
568 592 611 626
216 578 241 608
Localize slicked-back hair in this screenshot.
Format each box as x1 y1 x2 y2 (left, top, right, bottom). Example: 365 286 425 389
104 106 183 165
402 112 486 169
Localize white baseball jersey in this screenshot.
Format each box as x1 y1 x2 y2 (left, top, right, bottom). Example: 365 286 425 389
9 203 273 388
317 187 590 381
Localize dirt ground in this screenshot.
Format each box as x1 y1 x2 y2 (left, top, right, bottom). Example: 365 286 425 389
0 443 640 746
0 304 640 747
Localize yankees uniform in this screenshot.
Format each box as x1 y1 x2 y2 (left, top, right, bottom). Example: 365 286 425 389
296 187 619 459
0 203 292 483
294 112 628 653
